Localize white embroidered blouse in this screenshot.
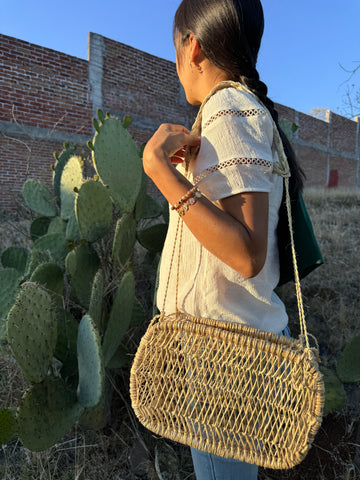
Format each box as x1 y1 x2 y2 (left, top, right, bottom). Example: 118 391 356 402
157 87 288 334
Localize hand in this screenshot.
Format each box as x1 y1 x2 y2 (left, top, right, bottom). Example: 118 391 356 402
170 147 186 164
143 124 200 179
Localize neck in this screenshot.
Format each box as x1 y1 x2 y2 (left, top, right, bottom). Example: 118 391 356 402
191 61 233 104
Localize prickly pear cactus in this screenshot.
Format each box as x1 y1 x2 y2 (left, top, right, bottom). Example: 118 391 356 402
137 223 168 253
52 143 76 203
320 366 346 415
30 263 64 304
54 309 78 378
279 119 298 142
130 297 147 328
60 155 84 220
22 179 57 217
33 232 68 264
30 216 51 241
47 217 67 235
65 244 101 308
77 314 104 408
0 409 17 444
102 271 135 366
112 213 137 268
0 268 21 336
91 110 142 213
7 284 57 383
65 212 80 241
24 249 52 278
1 246 28 275
336 332 360 383
89 270 104 330
75 180 113 242
17 377 83 451
0 109 170 450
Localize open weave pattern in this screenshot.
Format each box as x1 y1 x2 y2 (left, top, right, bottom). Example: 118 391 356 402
130 314 324 470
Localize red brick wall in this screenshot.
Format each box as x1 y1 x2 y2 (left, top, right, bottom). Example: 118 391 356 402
0 136 61 211
0 34 92 135
0 32 359 212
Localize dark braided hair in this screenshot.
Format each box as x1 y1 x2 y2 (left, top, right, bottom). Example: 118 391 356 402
174 0 305 198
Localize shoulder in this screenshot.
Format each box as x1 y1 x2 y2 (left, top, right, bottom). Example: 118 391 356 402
202 86 268 129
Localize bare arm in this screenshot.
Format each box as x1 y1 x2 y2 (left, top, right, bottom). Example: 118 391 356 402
143 124 269 278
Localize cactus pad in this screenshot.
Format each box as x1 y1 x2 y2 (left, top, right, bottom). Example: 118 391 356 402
112 214 136 268
65 212 80 240
22 179 57 217
33 233 69 264
0 268 20 336
89 270 104 330
7 284 57 383
77 314 105 408
92 116 142 213
75 180 113 242
47 217 67 235
53 144 76 203
142 194 164 219
65 245 101 308
102 271 135 366
60 155 84 220
130 297 146 327
24 249 52 278
79 396 107 430
54 309 78 378
0 408 17 444
107 344 130 369
30 263 64 304
320 366 346 415
137 223 168 253
336 332 360 383
30 216 51 241
1 246 28 274
17 377 83 451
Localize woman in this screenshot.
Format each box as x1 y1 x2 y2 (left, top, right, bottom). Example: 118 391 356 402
142 0 304 478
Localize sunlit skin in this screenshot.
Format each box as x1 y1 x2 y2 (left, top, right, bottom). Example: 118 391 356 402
142 34 269 278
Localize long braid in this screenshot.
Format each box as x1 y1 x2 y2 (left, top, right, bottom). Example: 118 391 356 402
239 68 305 200
239 68 305 199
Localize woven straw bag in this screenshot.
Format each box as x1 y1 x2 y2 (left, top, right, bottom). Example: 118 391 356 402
130 82 325 470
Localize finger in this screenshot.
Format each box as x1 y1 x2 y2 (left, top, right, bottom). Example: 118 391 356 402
170 157 184 164
161 124 191 135
183 133 201 148
172 148 186 158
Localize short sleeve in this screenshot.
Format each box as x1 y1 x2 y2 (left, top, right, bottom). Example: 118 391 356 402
192 88 276 201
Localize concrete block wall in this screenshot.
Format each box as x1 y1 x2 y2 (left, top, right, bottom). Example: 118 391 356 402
0 32 359 212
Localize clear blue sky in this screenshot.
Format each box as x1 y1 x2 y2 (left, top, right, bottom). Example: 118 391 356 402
1 0 359 117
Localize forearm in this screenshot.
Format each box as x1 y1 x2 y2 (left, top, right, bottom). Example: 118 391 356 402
149 154 265 278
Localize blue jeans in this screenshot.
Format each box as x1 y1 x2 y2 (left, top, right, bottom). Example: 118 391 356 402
191 448 258 480
190 326 291 480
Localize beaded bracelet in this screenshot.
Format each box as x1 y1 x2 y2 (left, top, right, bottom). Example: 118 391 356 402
171 186 199 211
172 186 202 217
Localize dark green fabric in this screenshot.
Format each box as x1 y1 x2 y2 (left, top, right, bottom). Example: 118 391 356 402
277 192 323 287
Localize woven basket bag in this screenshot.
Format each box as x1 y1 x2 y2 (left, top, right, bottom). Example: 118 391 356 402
130 82 325 470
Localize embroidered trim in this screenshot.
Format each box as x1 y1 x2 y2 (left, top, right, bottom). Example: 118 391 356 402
193 157 272 184
203 108 266 130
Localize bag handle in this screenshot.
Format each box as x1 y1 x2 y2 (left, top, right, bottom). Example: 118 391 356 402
161 81 310 349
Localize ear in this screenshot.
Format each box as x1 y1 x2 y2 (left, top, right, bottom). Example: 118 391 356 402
188 33 203 64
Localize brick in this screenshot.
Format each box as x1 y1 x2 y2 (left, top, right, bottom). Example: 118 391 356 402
330 156 358 187
296 146 328 187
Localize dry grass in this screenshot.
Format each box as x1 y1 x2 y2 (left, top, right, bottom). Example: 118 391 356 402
1 187 360 479
279 187 360 368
